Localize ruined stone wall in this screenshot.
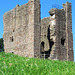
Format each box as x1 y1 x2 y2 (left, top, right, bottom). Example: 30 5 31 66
55 9 67 60
3 1 73 61
41 17 50 52
41 2 74 61
63 2 74 61
41 14 57 59
3 0 41 58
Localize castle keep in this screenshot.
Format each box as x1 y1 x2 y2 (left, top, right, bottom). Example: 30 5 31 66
3 0 74 61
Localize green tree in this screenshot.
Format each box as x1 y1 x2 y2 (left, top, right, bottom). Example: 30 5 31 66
0 38 4 52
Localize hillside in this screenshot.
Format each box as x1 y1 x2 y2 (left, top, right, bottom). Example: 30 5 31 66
0 52 75 75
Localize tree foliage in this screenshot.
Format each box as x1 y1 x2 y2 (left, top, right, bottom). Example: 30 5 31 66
0 38 4 52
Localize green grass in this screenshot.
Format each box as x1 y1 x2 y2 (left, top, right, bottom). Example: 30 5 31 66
0 52 75 75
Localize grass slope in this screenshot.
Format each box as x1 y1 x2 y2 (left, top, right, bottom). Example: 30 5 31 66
0 52 75 75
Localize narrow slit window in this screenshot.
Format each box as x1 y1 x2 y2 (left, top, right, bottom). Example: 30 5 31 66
61 38 65 45
10 36 14 42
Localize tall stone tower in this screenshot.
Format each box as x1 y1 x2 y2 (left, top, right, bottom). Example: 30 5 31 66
28 0 41 57
63 2 74 61
3 0 41 58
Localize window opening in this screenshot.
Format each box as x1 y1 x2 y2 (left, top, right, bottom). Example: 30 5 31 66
10 36 14 42
61 38 65 45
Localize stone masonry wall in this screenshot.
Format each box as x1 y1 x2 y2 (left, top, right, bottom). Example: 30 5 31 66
63 2 74 61
41 2 74 61
3 1 73 61
55 9 67 60
3 0 41 58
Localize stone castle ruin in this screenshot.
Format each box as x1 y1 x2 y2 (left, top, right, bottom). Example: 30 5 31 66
3 0 74 61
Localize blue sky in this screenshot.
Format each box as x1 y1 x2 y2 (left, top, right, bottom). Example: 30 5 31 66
0 0 75 61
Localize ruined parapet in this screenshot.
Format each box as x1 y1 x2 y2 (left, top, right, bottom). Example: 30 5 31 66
49 8 58 16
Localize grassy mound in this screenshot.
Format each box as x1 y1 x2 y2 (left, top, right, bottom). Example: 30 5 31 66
0 52 75 75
